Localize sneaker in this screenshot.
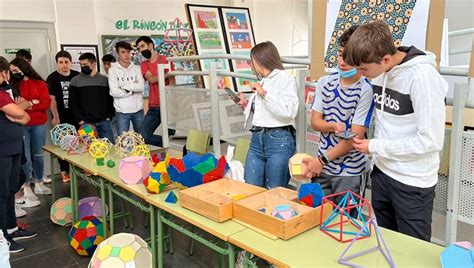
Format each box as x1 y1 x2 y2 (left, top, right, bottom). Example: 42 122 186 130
61 171 71 183
34 181 51 195
15 204 27 218
9 227 37 241
20 198 41 208
24 186 39 201
42 175 52 184
8 239 25 253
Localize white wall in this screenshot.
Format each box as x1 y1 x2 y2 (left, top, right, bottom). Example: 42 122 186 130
444 0 473 67
0 0 56 22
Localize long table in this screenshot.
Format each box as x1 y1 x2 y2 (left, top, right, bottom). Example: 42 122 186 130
44 144 444 268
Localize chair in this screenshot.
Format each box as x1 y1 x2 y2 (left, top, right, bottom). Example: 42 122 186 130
233 138 251 165
186 129 211 155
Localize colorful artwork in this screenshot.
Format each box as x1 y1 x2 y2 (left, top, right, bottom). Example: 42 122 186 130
324 0 418 68
197 31 222 49
101 35 165 66
193 10 218 29
225 12 248 30
230 32 252 49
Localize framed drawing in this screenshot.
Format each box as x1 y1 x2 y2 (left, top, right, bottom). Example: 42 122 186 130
185 4 234 90
221 7 257 92
60 44 99 73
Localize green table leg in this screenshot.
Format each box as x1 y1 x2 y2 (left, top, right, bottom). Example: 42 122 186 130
151 206 158 268
100 179 108 237
107 182 114 235
73 168 79 221
157 208 163 268
228 242 235 268
50 154 56 202
70 164 77 222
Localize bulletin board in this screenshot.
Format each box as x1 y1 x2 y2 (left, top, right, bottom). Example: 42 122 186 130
310 0 446 80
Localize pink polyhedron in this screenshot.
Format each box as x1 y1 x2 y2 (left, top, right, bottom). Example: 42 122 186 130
119 156 151 184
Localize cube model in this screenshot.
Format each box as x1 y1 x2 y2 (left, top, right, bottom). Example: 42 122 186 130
289 153 313 180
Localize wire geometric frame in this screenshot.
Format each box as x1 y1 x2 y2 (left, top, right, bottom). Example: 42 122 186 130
338 217 396 268
320 190 372 243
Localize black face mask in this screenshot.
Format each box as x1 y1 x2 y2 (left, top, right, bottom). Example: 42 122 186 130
11 72 24 81
81 66 92 75
141 49 152 59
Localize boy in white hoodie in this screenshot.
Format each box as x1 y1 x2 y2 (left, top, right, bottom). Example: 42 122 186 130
108 41 145 135
343 21 448 241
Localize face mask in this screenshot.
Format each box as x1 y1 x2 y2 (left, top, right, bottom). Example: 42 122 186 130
81 66 92 75
337 66 358 79
141 49 152 59
11 72 24 81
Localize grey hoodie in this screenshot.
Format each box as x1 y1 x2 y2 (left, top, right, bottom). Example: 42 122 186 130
368 46 449 188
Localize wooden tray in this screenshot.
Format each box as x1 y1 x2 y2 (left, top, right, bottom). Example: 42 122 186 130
233 192 331 240
178 178 266 222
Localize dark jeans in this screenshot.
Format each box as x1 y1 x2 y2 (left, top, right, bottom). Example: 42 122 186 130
371 165 435 241
86 119 115 144
313 173 362 205
0 154 21 238
139 107 175 147
244 129 296 189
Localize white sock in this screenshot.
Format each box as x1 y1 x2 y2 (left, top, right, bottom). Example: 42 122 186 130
7 226 18 235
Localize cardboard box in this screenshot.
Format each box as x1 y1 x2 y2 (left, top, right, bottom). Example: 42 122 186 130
178 178 266 222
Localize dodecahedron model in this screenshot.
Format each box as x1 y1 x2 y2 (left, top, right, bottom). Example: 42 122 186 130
89 233 152 268
298 183 325 208
50 197 73 226
144 160 170 194
78 197 108 219
119 156 151 184
50 123 77 146
288 153 313 180
78 124 98 144
69 216 107 256
320 190 372 243
271 204 298 220
115 131 145 157
89 138 111 159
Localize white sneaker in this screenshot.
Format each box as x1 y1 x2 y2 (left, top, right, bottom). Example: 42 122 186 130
34 182 51 195
20 198 41 208
42 176 52 184
23 187 39 201
15 204 27 218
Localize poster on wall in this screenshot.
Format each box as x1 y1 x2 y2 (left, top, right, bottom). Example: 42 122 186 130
324 0 431 69
186 4 234 90
60 44 99 73
221 7 257 92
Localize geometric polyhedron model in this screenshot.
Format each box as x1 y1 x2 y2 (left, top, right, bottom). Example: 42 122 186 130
115 131 145 158
320 190 372 243
119 156 151 184
298 183 325 208
271 204 298 220
89 232 152 268
88 138 111 159
50 197 73 226
288 153 313 180
68 216 107 256
50 123 77 146
131 144 151 160
338 217 395 268
60 134 83 154
440 241 474 268
78 197 108 219
143 160 170 194
78 124 98 144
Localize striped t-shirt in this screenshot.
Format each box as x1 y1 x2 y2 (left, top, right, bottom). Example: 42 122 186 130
311 74 374 176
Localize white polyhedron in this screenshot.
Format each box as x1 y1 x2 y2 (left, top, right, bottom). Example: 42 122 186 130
60 134 81 153
51 123 77 146
115 131 145 157
89 233 152 268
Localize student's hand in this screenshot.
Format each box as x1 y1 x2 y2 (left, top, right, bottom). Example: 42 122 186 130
302 157 323 178
251 82 266 97
334 122 345 134
237 92 248 110
51 117 60 126
78 120 85 125
352 137 370 154
14 97 26 104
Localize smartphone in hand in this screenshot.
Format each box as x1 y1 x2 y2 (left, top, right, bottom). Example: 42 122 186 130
224 87 241 103
335 130 358 140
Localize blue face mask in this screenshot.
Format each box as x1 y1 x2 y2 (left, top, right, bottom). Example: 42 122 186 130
336 66 358 79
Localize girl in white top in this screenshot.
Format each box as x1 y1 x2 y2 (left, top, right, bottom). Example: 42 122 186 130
237 41 299 189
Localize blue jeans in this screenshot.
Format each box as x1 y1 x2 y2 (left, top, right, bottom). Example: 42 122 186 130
87 120 115 144
139 107 175 147
116 110 144 135
22 124 47 184
244 129 296 189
